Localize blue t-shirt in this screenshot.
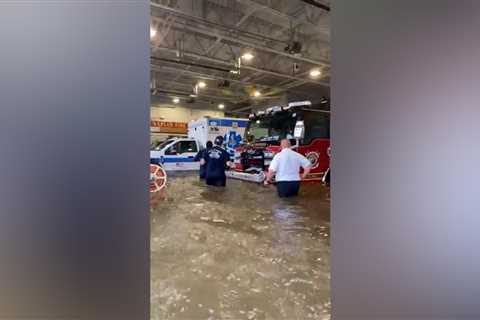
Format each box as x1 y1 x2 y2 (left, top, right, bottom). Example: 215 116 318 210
204 146 231 179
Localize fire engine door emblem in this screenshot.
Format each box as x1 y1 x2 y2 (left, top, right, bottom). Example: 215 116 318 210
306 151 320 169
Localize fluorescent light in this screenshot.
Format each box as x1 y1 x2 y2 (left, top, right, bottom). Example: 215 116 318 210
309 68 321 77
253 90 261 97
197 81 207 88
189 94 197 97
288 100 312 108
241 52 254 60
150 27 157 38
172 97 180 103
218 104 225 109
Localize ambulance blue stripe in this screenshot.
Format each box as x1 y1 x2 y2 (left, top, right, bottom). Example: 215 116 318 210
208 119 249 127
160 157 196 163
150 158 162 165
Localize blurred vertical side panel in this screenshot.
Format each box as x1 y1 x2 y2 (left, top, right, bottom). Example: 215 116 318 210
332 0 480 319
0 1 149 319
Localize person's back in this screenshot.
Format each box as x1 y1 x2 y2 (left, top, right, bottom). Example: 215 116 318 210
271 148 310 182
195 141 213 179
203 136 232 187
265 139 312 197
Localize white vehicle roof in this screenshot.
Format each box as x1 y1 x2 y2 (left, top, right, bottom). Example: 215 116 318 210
188 116 249 126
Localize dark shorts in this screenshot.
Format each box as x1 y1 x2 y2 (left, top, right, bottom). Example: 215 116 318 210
276 181 300 198
206 177 226 187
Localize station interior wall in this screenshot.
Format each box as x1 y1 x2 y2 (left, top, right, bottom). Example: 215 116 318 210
150 104 225 143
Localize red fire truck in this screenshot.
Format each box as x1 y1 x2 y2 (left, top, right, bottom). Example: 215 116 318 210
226 101 330 183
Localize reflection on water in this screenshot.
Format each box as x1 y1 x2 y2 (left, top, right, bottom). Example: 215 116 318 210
151 173 330 320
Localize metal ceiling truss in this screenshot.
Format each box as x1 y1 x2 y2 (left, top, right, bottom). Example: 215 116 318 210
165 5 258 83
153 77 246 99
150 0 330 112
152 64 288 95
152 60 324 102
150 5 329 66
151 45 328 86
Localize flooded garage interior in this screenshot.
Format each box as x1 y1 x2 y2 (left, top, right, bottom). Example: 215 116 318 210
150 0 330 318
151 174 330 320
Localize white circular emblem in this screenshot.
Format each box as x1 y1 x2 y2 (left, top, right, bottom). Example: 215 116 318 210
306 152 320 169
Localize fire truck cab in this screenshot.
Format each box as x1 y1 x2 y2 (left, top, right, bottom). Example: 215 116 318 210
228 100 330 183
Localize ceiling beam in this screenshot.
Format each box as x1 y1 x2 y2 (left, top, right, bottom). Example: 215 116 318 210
299 0 331 12
151 56 231 73
151 2 283 45
169 7 257 82
152 64 317 99
233 0 316 29
151 88 237 101
154 78 245 98
152 45 329 87
152 65 299 107
151 9 329 66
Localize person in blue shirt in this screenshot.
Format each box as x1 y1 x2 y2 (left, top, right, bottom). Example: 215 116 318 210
201 136 233 187
194 140 213 180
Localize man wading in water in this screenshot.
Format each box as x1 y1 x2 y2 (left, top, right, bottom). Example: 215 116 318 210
200 136 234 187
194 140 213 180
264 139 312 197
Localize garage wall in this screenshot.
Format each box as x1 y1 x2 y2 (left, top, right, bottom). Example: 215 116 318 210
150 104 224 122
332 1 480 318
150 104 225 143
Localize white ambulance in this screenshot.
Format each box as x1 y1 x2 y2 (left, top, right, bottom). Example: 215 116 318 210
150 116 249 171
188 116 249 156
150 138 201 171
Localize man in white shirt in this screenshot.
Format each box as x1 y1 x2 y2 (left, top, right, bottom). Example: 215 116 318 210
264 139 312 197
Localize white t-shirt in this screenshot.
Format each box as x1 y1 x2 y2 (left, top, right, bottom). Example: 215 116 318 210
268 148 312 182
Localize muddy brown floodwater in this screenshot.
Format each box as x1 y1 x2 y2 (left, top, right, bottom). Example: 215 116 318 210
151 173 330 320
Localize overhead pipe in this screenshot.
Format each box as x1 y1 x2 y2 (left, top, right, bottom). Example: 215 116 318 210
150 56 231 73
299 0 331 12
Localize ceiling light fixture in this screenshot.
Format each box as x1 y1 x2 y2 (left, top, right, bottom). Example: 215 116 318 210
197 81 207 88
309 68 321 77
172 97 180 104
241 52 254 60
218 104 225 110
150 27 157 38
253 90 261 97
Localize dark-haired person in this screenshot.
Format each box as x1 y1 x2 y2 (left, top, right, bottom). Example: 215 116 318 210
264 139 312 197
194 140 213 180
201 136 233 187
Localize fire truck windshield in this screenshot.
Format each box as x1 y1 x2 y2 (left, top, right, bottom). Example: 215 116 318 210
247 111 296 143
246 109 330 145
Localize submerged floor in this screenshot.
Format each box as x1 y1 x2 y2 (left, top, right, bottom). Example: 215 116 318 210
151 173 330 320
